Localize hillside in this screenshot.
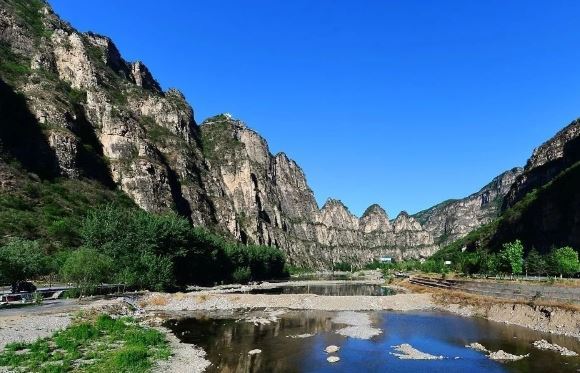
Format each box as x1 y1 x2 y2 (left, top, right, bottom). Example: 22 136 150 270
0 0 437 268
435 122 580 260
413 168 522 245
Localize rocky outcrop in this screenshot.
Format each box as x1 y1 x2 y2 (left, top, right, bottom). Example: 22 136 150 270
503 119 580 209
414 168 522 245
200 115 438 267
0 0 437 268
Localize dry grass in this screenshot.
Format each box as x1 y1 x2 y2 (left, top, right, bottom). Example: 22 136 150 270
196 294 209 303
144 294 169 307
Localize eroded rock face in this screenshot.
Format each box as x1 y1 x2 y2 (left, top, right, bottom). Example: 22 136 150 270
503 119 580 209
0 0 437 267
200 115 438 267
414 168 523 245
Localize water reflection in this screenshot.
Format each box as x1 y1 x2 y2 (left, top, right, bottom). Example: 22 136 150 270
167 311 580 373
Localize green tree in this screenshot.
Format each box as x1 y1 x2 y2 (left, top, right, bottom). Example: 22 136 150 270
525 248 547 276
61 248 112 296
499 240 524 275
551 246 579 278
0 239 47 293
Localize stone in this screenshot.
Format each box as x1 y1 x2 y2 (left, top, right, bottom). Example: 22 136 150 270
248 349 262 355
390 344 444 360
325 345 340 353
532 339 578 356
465 342 488 353
487 350 529 361
326 356 340 363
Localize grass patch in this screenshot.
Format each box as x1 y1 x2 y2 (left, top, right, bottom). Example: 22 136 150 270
0 167 134 250
200 115 244 162
0 43 31 84
7 0 50 39
0 314 170 373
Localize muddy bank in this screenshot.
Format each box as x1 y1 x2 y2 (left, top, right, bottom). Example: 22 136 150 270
439 300 580 339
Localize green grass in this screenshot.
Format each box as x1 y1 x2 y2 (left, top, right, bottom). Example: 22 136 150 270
8 0 50 39
0 314 170 373
0 43 31 84
200 115 244 161
0 166 134 250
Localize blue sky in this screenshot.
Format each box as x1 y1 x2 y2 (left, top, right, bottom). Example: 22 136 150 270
49 0 580 217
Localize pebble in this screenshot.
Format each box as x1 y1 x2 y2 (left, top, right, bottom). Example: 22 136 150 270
248 349 262 355
327 356 340 363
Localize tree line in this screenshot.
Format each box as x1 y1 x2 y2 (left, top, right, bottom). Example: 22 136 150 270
0 205 287 294
366 240 579 278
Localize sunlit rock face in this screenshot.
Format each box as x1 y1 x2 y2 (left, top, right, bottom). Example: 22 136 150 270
413 168 523 246
0 0 438 268
200 116 438 267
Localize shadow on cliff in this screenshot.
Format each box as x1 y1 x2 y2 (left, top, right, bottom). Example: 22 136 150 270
489 160 580 254
502 126 580 210
67 106 115 188
0 79 59 178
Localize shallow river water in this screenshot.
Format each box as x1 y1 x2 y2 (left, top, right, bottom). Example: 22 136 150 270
167 310 580 373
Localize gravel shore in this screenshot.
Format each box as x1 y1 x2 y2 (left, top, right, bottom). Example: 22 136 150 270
142 292 434 312
153 326 211 373
0 313 71 350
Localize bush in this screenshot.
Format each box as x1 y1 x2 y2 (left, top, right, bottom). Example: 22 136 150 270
232 267 251 284
60 248 112 296
333 262 352 272
551 246 579 278
0 239 48 292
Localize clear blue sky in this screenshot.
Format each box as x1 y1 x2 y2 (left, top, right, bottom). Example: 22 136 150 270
49 0 580 218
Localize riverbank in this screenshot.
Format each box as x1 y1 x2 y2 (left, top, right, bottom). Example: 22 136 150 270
140 279 580 340
0 279 578 372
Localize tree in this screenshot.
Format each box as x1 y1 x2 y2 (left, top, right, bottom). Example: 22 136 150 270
61 248 112 296
525 248 547 276
499 240 524 275
551 247 579 278
0 239 47 293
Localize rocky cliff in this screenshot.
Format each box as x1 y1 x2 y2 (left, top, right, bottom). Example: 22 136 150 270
503 119 580 209
432 119 580 257
414 168 522 245
199 115 437 267
0 0 437 268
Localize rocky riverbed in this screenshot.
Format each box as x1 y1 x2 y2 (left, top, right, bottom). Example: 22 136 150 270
0 280 578 372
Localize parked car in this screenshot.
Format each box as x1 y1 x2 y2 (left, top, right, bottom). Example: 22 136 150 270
12 281 37 294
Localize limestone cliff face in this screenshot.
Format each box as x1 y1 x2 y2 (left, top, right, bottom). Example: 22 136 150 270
200 116 438 266
414 168 522 245
0 0 437 267
503 119 580 209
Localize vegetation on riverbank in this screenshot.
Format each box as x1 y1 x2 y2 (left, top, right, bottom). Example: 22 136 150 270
0 182 288 292
364 241 578 280
0 313 169 373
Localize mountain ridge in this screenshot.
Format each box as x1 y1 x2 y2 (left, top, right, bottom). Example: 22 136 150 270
0 0 437 267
